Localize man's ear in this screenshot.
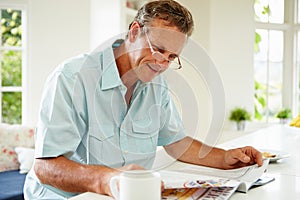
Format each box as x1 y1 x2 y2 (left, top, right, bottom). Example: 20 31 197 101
128 21 142 42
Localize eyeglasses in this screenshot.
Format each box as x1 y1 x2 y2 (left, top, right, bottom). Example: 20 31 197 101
145 32 182 70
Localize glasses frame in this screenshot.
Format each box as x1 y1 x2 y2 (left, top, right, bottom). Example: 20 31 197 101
144 31 182 70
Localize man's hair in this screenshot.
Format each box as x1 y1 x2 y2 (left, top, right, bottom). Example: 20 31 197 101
130 0 194 36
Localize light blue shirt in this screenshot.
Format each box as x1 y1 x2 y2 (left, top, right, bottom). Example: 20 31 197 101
24 45 186 199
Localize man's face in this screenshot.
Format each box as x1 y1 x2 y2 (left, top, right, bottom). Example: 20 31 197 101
129 20 187 82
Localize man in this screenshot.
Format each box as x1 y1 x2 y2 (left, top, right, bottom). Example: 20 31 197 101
24 0 263 199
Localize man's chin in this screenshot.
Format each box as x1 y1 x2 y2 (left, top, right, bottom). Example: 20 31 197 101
135 65 158 82
138 72 160 82
138 77 154 83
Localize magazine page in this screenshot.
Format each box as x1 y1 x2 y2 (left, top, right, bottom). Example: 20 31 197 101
160 159 270 193
162 187 237 200
160 170 241 189
160 170 240 199
179 159 269 192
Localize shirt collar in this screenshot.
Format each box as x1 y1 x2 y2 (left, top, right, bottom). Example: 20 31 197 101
100 46 123 90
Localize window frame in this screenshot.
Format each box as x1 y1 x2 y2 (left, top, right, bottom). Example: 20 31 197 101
0 2 27 124
254 0 299 121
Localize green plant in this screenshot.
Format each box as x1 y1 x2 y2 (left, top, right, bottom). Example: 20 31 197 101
254 80 266 120
229 107 251 122
276 108 292 119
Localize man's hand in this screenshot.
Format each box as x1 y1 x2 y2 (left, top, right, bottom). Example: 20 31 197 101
103 164 146 196
105 164 165 196
223 146 263 169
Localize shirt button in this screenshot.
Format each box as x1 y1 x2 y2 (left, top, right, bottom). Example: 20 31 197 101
124 150 128 154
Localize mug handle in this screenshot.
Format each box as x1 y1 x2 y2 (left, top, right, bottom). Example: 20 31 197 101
109 176 120 200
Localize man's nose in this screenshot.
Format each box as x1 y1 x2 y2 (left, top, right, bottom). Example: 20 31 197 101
154 59 169 70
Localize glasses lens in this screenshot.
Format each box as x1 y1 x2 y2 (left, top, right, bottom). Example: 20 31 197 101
152 52 167 62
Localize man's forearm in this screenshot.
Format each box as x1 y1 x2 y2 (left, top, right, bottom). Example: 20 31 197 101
34 156 114 195
164 136 227 169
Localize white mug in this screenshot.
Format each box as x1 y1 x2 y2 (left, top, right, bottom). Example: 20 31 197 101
109 170 161 200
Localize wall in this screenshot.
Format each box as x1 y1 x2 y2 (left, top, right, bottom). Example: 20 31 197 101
26 0 90 125
90 0 123 50
209 0 255 130
178 0 210 50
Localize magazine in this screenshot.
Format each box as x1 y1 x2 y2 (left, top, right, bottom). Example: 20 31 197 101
160 159 274 199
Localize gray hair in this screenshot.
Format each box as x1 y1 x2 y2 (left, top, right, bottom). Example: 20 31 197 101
130 0 194 36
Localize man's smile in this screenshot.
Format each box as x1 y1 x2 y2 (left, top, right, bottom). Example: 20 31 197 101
147 63 161 73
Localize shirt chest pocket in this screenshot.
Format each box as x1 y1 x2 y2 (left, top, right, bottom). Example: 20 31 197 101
88 125 123 165
123 119 160 154
132 119 160 136
89 125 114 141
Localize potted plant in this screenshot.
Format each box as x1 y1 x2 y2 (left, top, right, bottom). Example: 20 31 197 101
229 107 251 131
276 108 292 124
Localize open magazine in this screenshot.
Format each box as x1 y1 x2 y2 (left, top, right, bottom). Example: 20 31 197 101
160 159 274 199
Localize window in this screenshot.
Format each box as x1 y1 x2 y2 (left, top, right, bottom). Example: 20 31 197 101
297 0 300 113
0 6 25 124
254 0 299 122
297 30 300 113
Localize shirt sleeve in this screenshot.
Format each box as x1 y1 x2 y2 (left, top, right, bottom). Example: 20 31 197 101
35 65 87 158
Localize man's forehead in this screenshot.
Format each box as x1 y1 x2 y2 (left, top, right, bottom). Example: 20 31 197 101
147 27 187 54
